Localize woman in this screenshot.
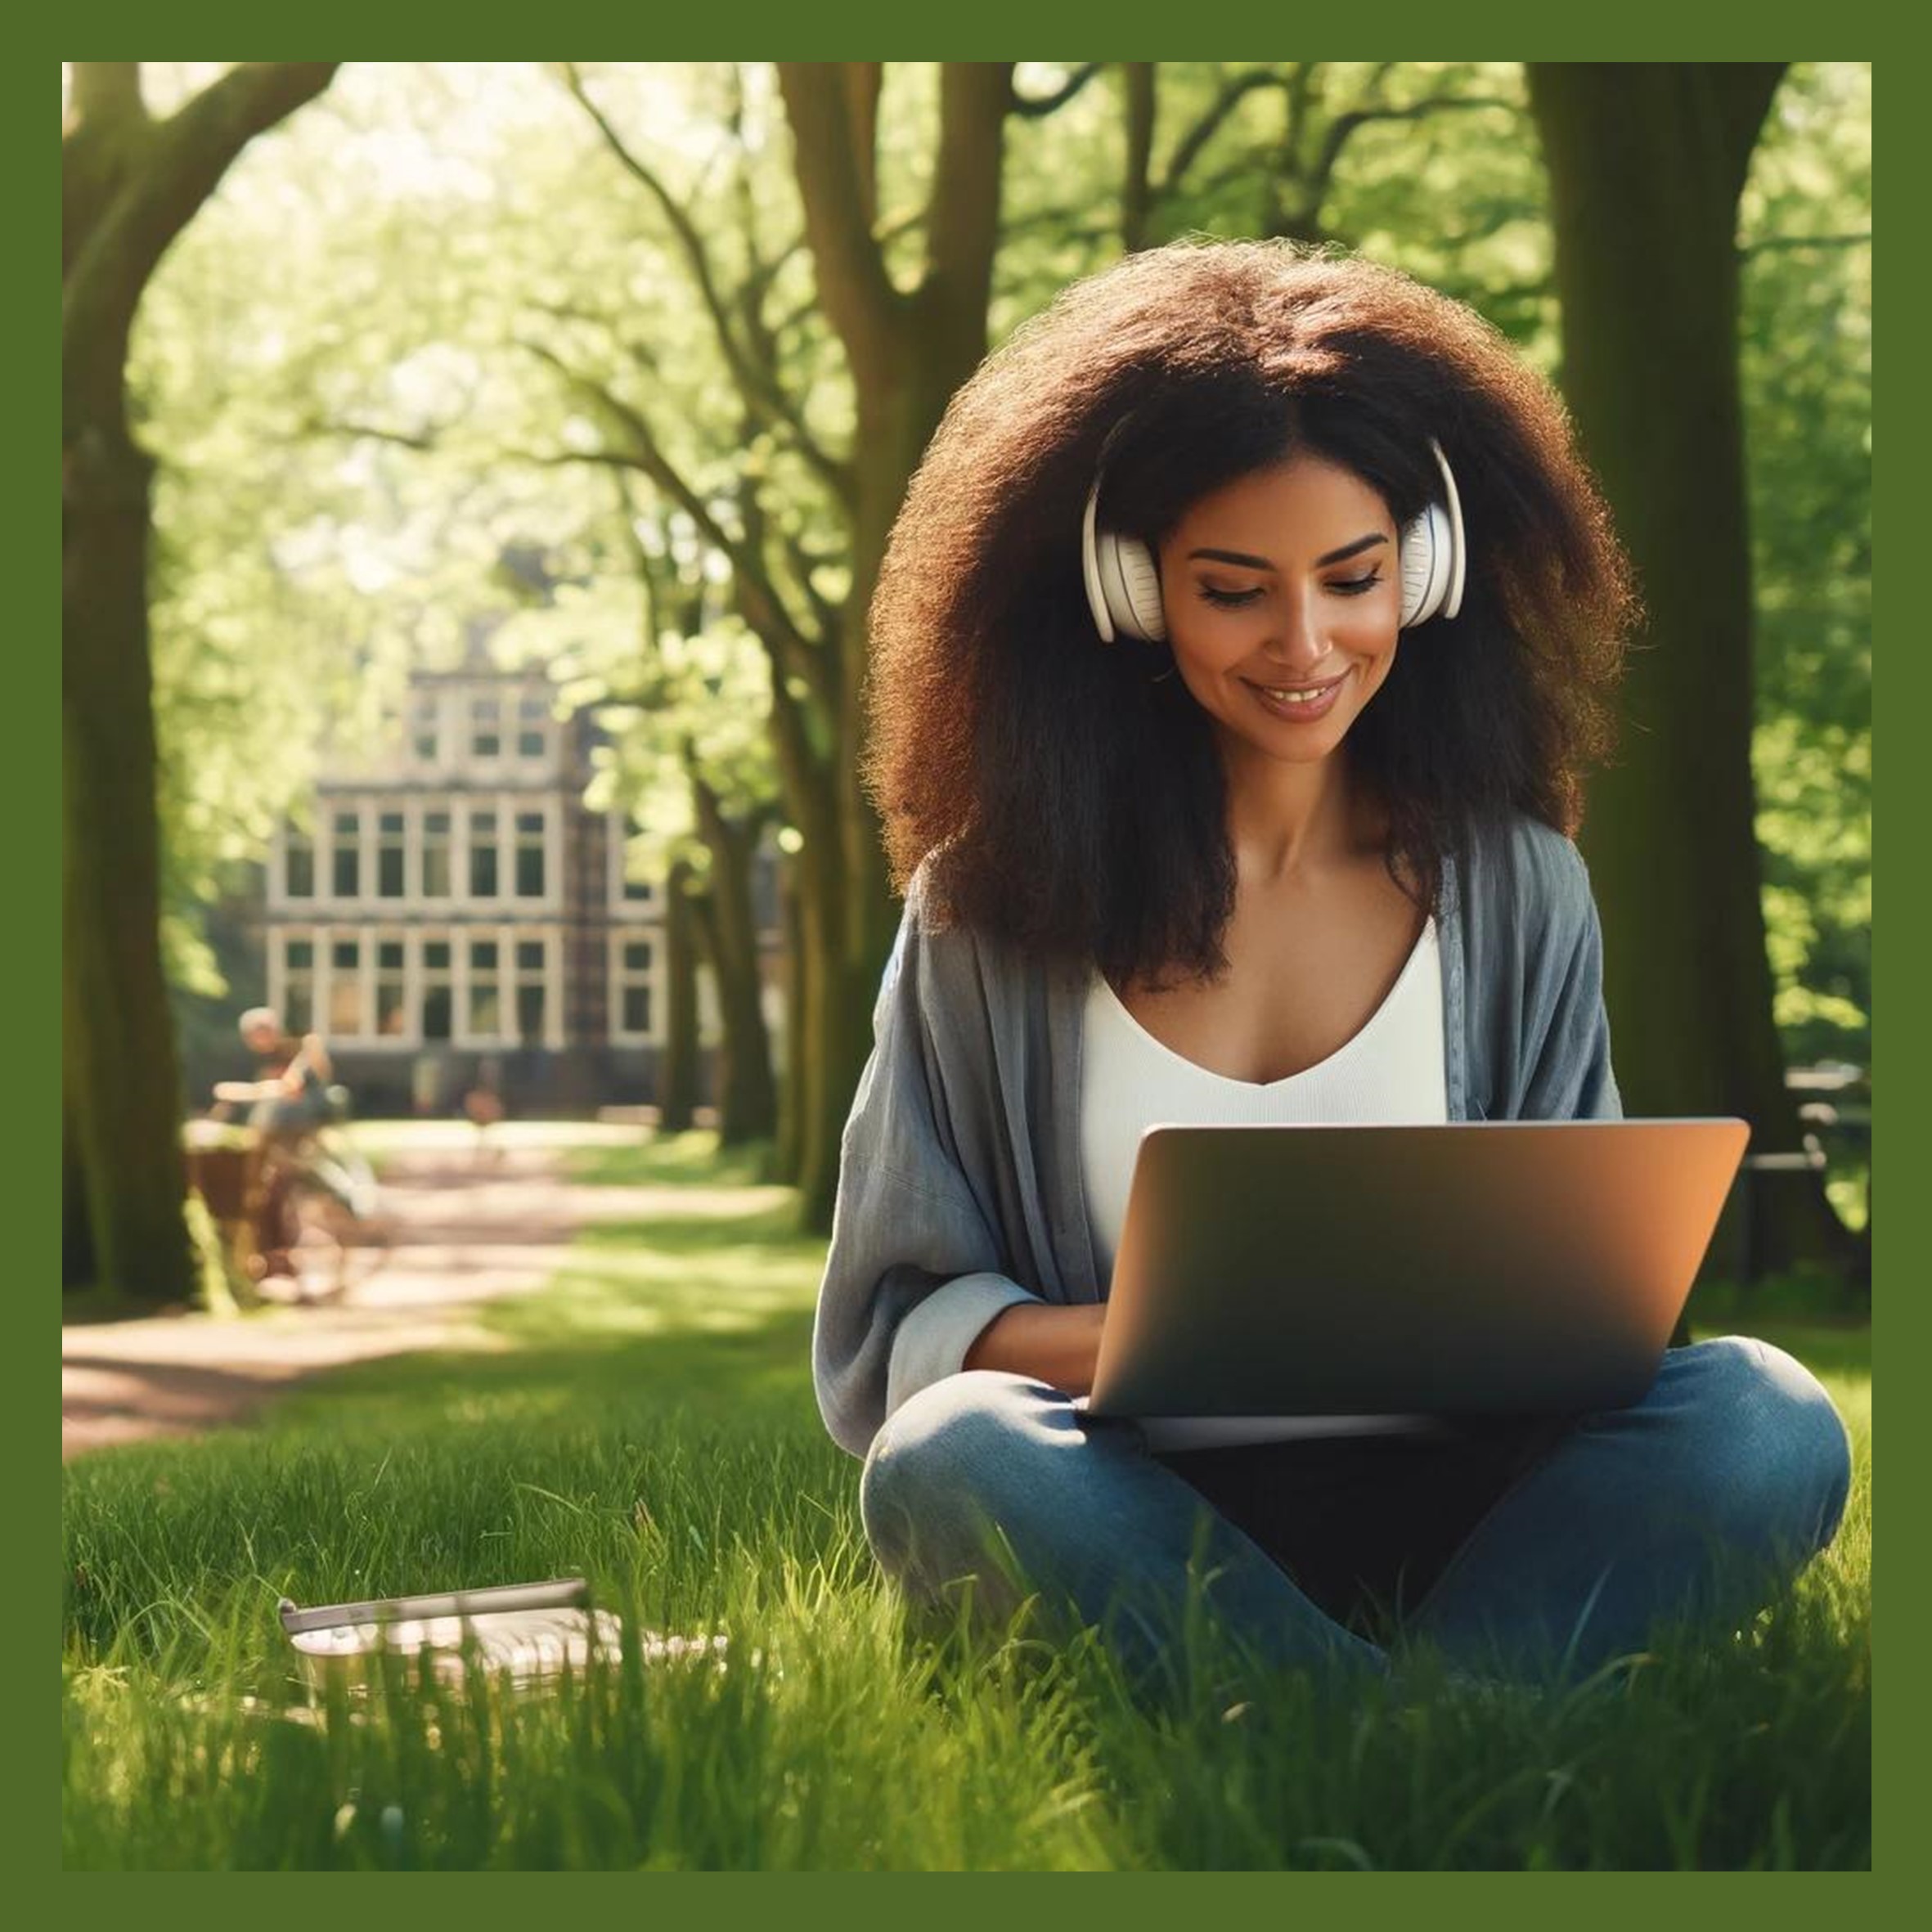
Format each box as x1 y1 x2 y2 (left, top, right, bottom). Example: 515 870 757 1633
815 241 1850 1686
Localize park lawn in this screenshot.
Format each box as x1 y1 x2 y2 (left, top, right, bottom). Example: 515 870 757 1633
62 1136 1871 1870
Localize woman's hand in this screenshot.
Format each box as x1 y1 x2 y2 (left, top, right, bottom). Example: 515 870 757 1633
962 1301 1107 1397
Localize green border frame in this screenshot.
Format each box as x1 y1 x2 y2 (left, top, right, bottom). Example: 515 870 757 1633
38 42 1892 1898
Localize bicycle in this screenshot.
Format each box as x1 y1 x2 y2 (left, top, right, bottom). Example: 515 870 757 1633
206 1085 391 1305
260 1121 389 1304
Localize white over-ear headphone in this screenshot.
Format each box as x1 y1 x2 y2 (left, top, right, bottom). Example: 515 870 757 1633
1081 434 1467 644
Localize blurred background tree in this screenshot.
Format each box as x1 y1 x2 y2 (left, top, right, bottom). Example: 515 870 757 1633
1738 63 1871 1091
64 62 339 1301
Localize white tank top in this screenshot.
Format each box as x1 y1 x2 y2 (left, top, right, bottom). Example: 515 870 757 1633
1079 918 1449 1449
1081 916 1449 1281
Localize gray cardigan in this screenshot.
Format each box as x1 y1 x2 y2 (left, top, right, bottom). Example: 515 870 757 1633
813 814 1622 1459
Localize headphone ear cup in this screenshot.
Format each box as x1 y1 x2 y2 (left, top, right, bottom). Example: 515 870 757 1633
1112 535 1167 643
1403 436 1467 626
1398 502 1449 629
1081 473 1116 640
1094 528 1166 643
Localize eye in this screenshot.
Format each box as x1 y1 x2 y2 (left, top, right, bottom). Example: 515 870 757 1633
1197 585 1263 609
1329 572 1384 597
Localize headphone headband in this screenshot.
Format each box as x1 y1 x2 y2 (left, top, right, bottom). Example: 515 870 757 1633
1081 432 1467 644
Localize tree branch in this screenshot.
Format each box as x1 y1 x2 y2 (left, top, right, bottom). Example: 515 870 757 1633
295 415 446 452
1308 88 1521 197
842 63 882 229
609 472 667 663
65 62 339 435
556 64 849 504
1121 63 1156 251
517 342 832 714
1279 61 1326 178
66 63 146 133
1011 62 1104 118
777 63 906 387
721 115 856 519
923 63 1013 327
1159 66 1288 198
782 527 842 639
1739 230 1871 257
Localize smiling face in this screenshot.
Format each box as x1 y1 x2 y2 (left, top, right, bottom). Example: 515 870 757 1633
1154 452 1403 770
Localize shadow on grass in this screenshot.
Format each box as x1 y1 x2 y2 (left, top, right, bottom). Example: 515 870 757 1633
561 1133 780 1191
62 1284 196 1326
62 1193 842 1658
248 1204 826 1444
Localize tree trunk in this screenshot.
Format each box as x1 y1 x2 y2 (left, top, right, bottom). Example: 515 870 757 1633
1527 63 1849 1274
777 61 1013 1232
788 804 851 1228
62 1075 97 1292
63 417 196 1301
1121 64 1157 252
775 854 807 1181
658 854 702 1134
688 777 779 1146
62 61 338 1302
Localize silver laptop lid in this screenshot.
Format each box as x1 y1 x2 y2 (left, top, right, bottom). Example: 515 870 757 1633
1088 1120 1749 1420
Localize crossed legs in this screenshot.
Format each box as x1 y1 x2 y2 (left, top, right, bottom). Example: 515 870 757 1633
859 1339 1852 1684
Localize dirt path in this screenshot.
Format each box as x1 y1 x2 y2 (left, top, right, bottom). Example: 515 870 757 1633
61 1130 778 1459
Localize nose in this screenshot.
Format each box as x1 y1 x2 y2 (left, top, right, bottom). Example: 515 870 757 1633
1258 585 1328 676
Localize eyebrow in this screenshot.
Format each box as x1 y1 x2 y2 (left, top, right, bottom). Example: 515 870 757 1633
1188 532 1389 571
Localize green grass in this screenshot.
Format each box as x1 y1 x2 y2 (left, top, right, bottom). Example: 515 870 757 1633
62 1134 1871 1869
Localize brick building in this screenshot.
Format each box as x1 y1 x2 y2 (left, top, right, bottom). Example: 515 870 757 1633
263 662 777 1116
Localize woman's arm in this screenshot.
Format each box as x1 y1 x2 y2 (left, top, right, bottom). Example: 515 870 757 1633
815 870 1057 1456
963 1301 1106 1396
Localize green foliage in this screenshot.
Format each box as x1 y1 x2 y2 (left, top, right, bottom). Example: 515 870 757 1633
182 1188 247 1316
493 522 780 891
1740 64 1871 1072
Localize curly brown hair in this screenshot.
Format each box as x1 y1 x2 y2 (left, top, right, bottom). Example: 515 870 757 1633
865 239 1638 986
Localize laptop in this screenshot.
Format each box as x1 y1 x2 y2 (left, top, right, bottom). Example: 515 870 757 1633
1085 1119 1749 1429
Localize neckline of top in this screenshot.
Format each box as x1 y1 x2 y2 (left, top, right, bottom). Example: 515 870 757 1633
1091 915 1439 1092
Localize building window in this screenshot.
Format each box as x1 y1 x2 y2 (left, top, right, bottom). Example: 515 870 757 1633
422 811 451 898
470 696 501 758
518 695 547 760
514 811 546 898
411 694 440 764
376 939 407 1036
616 814 654 904
470 811 499 897
421 940 453 1042
329 938 363 1036
283 937 315 1034
378 811 406 897
284 825 315 899
468 939 502 1038
514 937 547 1044
331 809 361 898
616 937 655 1038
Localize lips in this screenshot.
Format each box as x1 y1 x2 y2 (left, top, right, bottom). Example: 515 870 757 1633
1245 671 1347 722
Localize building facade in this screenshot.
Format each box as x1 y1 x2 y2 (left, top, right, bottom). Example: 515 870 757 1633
264 665 712 1116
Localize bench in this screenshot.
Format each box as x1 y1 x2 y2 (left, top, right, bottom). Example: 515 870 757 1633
1731 1063 1868 1286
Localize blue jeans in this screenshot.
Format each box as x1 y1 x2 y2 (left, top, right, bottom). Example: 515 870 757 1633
860 1338 1853 1684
